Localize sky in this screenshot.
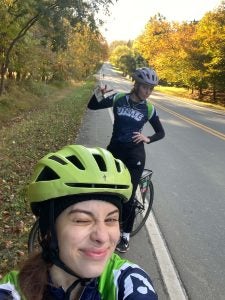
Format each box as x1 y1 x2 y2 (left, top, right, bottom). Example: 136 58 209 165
99 0 222 43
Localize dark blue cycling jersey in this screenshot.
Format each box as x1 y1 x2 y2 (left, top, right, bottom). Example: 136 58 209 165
0 254 158 299
88 93 165 144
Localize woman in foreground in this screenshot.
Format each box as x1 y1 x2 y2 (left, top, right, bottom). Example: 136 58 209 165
0 144 158 299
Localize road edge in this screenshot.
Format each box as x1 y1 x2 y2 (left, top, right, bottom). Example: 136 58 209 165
146 212 188 300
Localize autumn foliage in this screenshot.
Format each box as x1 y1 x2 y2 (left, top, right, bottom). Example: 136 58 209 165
109 3 225 105
0 0 112 95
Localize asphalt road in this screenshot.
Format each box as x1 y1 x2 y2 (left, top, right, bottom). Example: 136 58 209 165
147 93 225 299
77 63 225 299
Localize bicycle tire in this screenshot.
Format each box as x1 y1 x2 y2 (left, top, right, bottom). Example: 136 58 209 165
131 180 154 237
28 219 40 254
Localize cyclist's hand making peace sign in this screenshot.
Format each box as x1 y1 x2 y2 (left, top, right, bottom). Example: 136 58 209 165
94 84 113 101
99 84 113 95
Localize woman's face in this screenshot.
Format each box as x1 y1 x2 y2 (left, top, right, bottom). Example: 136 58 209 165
135 83 154 100
55 200 120 278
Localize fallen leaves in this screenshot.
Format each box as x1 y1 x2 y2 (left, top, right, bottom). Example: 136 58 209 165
5 240 13 249
2 220 25 234
0 80 95 275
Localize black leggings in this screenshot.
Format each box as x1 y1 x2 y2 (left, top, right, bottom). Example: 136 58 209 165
107 142 145 233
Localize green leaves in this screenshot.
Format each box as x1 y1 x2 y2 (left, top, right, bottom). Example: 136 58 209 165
0 0 116 94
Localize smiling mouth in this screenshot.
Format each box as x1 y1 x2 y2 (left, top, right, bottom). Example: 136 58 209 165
82 249 109 259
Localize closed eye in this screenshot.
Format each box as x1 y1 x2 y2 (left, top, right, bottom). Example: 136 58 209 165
105 218 119 224
72 219 92 225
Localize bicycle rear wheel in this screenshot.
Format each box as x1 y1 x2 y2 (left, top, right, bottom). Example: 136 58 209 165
28 219 40 254
131 180 154 237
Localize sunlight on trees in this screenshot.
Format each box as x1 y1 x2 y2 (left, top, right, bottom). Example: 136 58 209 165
109 4 224 104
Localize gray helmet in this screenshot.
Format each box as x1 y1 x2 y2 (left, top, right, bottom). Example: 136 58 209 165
132 67 159 86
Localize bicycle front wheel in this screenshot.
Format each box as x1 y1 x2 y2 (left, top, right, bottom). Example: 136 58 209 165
28 219 40 254
131 180 154 237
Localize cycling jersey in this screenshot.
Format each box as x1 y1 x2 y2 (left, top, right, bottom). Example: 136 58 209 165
0 253 158 299
88 92 165 144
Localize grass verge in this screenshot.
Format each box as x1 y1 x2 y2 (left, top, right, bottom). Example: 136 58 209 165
155 85 225 110
0 78 95 277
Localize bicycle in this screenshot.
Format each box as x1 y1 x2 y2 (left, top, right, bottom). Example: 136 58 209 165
131 168 154 236
27 168 154 253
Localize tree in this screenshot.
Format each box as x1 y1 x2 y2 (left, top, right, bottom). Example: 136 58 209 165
133 14 170 69
133 15 211 93
56 24 108 80
0 0 116 95
119 54 136 76
194 2 225 100
108 40 128 53
109 45 133 67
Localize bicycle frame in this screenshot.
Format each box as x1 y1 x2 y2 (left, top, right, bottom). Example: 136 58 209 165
138 169 153 199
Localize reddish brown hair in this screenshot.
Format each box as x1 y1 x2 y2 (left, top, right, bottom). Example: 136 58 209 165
19 253 51 300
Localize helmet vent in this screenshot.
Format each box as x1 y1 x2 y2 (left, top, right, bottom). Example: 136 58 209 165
93 154 107 171
66 183 129 189
66 155 85 170
36 166 60 181
49 155 67 165
114 160 121 172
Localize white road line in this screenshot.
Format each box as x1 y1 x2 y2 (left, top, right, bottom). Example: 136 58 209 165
107 106 188 299
146 212 188 299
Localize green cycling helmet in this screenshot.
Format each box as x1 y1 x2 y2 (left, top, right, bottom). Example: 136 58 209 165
28 144 132 207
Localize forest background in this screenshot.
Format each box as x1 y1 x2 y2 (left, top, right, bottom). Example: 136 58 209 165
0 0 224 276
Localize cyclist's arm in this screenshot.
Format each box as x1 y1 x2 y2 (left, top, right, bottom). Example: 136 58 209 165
147 111 165 144
87 94 115 110
117 266 158 299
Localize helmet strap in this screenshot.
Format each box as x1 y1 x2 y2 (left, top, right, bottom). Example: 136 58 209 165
65 278 94 300
64 279 81 300
41 201 92 285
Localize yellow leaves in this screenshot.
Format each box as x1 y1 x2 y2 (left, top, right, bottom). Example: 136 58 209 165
132 10 225 87
2 0 14 6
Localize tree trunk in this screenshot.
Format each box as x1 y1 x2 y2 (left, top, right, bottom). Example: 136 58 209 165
198 87 203 98
213 84 216 102
0 14 39 95
0 64 7 95
17 71 21 81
